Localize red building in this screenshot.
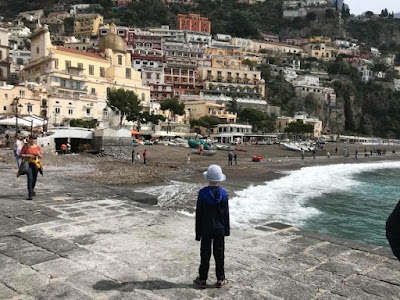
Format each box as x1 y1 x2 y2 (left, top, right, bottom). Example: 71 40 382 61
176 14 211 34
111 0 133 7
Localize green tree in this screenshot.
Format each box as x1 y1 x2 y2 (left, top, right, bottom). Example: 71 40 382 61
198 115 221 136
238 108 265 131
284 120 314 134
107 88 142 127
380 8 388 18
160 98 185 133
243 59 257 70
69 119 98 128
226 99 239 114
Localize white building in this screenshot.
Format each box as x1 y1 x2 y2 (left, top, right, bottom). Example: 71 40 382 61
9 49 31 81
394 79 400 92
292 75 320 87
0 28 10 81
358 66 374 83
211 123 253 144
8 25 31 50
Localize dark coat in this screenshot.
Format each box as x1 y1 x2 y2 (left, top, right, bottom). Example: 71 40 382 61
386 200 400 261
196 186 229 241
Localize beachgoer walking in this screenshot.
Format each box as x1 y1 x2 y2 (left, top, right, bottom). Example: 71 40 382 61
228 152 233 165
61 143 67 155
386 200 400 261
67 142 71 154
370 149 373 156
143 150 147 164
187 153 191 164
335 147 338 154
234 153 237 165
19 135 43 200
312 149 316 160
132 148 135 163
355 149 358 159
136 152 140 162
327 151 331 159
14 137 22 167
195 165 229 289
301 149 305 160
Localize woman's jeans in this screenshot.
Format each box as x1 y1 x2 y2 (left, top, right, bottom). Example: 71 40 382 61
14 150 21 167
27 163 38 197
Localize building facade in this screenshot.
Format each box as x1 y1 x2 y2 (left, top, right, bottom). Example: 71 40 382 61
74 14 104 38
20 24 150 127
176 14 211 34
0 28 10 82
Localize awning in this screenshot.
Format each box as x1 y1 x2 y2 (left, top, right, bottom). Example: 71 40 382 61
131 130 141 136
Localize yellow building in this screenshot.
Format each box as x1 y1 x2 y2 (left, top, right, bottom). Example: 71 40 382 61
197 66 265 99
74 14 103 38
21 24 150 127
184 101 237 124
309 36 332 44
304 43 337 61
205 46 243 59
0 82 46 118
276 114 322 137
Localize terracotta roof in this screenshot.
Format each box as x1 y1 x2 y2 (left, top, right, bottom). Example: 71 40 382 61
55 46 107 60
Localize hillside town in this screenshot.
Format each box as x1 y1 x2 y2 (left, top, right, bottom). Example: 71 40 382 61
0 0 400 149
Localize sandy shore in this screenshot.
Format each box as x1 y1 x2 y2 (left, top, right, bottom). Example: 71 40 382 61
1 143 400 189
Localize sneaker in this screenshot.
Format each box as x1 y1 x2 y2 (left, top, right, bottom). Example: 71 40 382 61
215 279 227 288
26 196 33 200
195 277 207 289
32 191 36 196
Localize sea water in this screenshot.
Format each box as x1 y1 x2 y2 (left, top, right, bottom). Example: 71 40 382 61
137 161 400 247
229 161 400 247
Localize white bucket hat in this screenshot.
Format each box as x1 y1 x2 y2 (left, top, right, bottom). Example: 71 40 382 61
203 164 226 182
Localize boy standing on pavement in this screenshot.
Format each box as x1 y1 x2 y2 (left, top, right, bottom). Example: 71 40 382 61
195 164 229 288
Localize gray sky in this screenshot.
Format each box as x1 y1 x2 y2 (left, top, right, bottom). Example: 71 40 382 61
346 0 400 15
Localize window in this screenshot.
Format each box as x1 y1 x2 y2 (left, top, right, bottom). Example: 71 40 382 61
4 94 7 100
27 105 32 113
55 59 59 69
55 107 61 114
126 68 131 79
65 61 71 69
78 63 83 69
86 108 91 116
141 93 145 101
118 56 123 65
19 90 25 98
91 88 96 94
3 106 6 111
68 109 73 115
103 108 108 118
146 73 151 79
100 67 105 77
36 46 39 54
89 65 94 75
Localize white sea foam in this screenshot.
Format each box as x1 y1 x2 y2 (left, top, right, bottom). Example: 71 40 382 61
230 161 400 228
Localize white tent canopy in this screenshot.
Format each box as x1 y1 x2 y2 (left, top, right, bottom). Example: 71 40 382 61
0 116 46 127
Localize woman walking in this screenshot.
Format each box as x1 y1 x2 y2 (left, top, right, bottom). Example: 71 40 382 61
20 135 43 200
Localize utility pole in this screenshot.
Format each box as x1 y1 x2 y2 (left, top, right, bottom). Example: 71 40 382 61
11 97 22 137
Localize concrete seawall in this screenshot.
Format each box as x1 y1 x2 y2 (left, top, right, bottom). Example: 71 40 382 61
0 166 399 299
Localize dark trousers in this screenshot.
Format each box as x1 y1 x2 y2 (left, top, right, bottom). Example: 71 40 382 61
199 235 225 281
144 157 146 164
27 163 38 197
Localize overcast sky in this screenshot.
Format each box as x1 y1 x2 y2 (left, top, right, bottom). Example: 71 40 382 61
346 0 400 15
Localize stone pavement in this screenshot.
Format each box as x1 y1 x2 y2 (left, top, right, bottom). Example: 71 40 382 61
0 164 399 300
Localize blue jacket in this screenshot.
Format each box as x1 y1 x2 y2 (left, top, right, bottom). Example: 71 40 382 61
196 186 229 241
386 200 400 261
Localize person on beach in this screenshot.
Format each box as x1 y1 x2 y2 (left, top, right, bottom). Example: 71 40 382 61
143 150 147 164
355 149 358 159
327 151 331 159
228 152 233 165
187 153 191 164
370 149 373 156
61 143 67 155
335 147 338 154
136 152 140 162
14 136 22 167
195 164 229 289
132 148 135 163
67 142 71 154
386 200 400 261
301 149 305 160
234 153 237 165
312 149 316 160
19 135 43 200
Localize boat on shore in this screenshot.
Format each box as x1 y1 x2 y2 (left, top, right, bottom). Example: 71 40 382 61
283 142 315 152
